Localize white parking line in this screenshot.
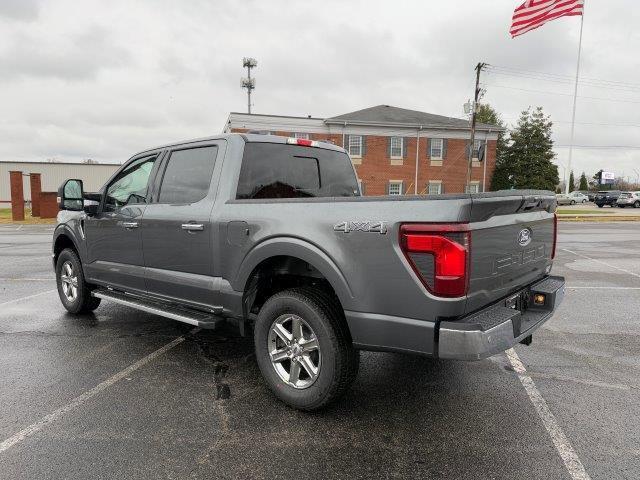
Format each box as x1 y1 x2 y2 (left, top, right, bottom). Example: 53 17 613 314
0 289 57 307
0 328 199 453
506 348 591 480
0 278 54 282
561 248 640 279
1 255 51 265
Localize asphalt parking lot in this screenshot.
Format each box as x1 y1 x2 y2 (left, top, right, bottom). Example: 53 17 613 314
0 222 638 479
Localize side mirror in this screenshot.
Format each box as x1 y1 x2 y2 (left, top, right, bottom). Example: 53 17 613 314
83 192 102 215
57 179 84 211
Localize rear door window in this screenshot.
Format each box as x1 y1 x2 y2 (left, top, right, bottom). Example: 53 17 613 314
158 146 218 204
236 143 359 199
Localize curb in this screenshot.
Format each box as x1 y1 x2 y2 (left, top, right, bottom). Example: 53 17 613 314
558 215 640 222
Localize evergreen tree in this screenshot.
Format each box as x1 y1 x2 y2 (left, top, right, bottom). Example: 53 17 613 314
569 170 575 192
579 172 588 191
472 105 508 190
493 107 559 191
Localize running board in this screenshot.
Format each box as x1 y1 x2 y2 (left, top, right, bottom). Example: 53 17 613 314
92 289 223 329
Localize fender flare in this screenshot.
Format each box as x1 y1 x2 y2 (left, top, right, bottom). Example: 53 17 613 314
52 224 83 263
233 237 355 310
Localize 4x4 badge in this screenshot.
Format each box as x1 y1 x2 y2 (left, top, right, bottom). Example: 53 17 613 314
334 221 387 234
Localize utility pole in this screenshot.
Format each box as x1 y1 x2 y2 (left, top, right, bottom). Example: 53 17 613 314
241 57 257 114
466 62 486 192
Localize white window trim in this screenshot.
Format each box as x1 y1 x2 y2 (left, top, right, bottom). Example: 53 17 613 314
390 137 403 159
428 180 442 195
467 181 480 194
388 180 403 196
294 132 310 139
348 135 363 158
430 138 443 160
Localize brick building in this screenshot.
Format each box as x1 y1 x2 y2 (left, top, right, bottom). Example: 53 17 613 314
225 105 502 196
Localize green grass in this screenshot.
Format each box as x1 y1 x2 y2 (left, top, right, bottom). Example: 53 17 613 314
0 208 56 224
557 209 615 215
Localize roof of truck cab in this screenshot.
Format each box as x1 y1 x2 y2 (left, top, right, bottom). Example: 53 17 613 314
134 133 346 157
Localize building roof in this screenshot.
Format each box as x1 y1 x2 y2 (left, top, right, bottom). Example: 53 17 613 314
325 104 503 131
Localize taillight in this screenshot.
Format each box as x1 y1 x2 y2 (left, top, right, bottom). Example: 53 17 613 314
551 213 558 259
287 138 318 147
400 224 470 298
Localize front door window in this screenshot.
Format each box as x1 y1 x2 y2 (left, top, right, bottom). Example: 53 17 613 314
104 155 156 210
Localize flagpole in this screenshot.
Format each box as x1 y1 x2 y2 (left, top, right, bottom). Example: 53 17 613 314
565 10 584 194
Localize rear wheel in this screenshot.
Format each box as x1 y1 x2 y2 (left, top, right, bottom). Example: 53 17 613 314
56 248 101 314
254 287 359 411
570 200 576 205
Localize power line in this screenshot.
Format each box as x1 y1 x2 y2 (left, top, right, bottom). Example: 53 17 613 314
501 117 640 128
483 83 640 104
486 65 640 91
554 145 640 150
485 70 640 95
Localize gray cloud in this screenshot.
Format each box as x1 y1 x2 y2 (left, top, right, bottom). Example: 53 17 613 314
0 0 638 179
0 0 41 21
0 26 130 81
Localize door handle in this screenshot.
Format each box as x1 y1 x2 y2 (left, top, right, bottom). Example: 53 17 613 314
122 221 139 229
181 223 204 232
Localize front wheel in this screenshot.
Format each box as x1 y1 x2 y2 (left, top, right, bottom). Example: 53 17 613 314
56 248 101 314
254 287 359 411
635 201 640 208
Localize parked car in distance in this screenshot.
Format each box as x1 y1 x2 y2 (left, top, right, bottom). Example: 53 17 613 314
616 191 640 208
594 190 622 207
556 191 589 205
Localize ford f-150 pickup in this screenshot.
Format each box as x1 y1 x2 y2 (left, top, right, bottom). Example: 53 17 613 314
53 133 565 410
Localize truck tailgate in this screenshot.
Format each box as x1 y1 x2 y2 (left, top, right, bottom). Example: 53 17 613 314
465 192 556 314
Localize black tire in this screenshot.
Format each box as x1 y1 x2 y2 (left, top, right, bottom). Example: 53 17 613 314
55 248 101 314
619 205 625 208
597 204 603 208
570 200 576 205
635 201 640 208
254 287 359 411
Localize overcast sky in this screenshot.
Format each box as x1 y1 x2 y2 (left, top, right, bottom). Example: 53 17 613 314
1 0 638 181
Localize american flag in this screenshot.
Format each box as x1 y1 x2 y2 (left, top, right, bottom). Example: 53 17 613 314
510 0 584 38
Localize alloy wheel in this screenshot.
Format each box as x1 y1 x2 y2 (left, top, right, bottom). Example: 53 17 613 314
60 261 78 302
267 314 321 389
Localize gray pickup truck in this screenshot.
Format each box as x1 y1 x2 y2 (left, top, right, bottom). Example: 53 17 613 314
54 133 565 410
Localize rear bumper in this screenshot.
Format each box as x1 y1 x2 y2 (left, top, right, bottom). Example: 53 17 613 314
438 275 565 360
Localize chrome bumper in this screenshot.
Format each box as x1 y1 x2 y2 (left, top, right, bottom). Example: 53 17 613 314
438 276 565 361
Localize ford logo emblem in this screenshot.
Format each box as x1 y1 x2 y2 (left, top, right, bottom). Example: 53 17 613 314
518 228 532 246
